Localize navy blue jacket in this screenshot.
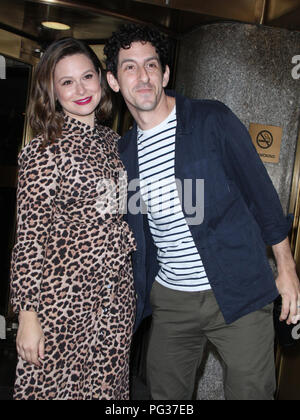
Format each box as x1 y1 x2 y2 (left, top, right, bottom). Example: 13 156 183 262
118 92 293 330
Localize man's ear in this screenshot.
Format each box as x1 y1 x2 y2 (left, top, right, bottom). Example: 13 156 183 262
106 71 120 93
162 65 170 88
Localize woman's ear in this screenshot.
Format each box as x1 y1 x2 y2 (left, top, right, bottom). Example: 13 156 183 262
106 71 120 93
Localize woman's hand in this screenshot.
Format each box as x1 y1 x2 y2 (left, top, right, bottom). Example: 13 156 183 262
16 311 45 367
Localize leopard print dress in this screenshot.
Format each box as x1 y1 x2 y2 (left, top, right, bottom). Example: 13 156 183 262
10 116 137 400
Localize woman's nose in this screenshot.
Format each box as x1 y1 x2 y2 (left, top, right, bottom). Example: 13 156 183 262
76 81 86 95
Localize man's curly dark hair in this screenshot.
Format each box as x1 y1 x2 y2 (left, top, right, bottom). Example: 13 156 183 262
104 24 170 78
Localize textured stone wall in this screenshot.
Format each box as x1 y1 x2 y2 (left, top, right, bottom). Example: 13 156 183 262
176 23 300 213
175 22 300 400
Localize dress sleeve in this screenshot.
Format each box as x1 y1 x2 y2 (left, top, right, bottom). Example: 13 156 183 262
10 140 60 313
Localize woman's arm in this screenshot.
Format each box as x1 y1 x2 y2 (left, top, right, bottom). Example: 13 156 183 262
10 139 60 364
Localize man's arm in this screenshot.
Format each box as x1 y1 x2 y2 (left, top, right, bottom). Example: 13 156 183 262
272 237 300 325
219 105 293 246
217 105 300 323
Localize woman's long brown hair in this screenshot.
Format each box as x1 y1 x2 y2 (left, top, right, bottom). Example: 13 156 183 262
28 38 112 149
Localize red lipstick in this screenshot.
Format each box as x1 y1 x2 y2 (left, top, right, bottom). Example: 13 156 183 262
74 97 92 105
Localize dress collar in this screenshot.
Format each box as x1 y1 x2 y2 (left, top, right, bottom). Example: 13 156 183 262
63 114 98 136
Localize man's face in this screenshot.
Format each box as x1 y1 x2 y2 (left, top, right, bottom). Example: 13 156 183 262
107 41 170 114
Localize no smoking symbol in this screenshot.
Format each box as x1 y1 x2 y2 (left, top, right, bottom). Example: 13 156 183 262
256 130 273 149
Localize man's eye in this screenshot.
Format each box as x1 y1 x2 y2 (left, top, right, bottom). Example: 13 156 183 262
125 65 136 71
146 62 158 70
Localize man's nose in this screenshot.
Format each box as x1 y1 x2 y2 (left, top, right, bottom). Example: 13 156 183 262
138 66 150 82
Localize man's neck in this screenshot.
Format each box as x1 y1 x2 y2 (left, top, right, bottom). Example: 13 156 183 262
131 94 176 131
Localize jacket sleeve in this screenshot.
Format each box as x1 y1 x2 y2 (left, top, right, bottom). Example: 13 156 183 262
218 104 293 246
10 140 60 313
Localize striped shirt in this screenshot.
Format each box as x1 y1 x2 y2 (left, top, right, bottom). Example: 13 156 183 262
137 106 210 292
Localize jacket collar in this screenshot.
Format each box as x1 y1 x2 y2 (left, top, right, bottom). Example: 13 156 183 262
166 90 194 135
118 90 193 154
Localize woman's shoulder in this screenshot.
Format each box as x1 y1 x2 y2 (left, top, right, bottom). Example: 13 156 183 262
97 124 120 142
18 136 57 165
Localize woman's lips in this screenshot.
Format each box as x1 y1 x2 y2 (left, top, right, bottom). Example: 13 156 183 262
74 96 92 105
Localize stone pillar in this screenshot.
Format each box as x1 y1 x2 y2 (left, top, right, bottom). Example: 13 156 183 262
175 22 300 400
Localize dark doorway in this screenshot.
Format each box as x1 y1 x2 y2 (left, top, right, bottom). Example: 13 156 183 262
0 55 31 316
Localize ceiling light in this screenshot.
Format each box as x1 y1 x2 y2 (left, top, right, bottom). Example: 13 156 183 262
41 21 71 31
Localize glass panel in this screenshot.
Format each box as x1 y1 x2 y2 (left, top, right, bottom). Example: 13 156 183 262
0 54 31 316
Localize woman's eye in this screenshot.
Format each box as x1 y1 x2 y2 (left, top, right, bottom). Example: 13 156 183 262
84 73 94 80
62 80 72 86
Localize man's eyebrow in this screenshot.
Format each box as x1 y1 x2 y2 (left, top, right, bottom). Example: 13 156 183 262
145 56 160 62
119 58 136 66
119 56 160 66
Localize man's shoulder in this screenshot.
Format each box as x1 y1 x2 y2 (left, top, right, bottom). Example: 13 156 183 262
179 94 230 116
174 93 232 131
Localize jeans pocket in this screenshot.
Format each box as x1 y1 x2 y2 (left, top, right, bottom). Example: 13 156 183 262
261 302 274 315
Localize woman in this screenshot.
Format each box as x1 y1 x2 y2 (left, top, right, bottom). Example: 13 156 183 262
10 38 136 400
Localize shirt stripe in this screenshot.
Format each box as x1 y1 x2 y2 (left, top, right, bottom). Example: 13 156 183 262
137 106 210 292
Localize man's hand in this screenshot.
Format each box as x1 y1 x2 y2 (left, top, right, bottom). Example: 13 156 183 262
273 238 300 325
276 268 300 325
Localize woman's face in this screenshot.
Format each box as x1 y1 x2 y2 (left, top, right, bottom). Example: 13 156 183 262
54 53 102 127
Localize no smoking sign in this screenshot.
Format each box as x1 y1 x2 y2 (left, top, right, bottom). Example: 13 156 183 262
256 130 273 149
249 123 282 164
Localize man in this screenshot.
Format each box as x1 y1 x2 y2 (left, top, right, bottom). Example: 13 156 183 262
104 24 300 400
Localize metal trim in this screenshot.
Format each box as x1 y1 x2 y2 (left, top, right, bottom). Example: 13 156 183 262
28 0 176 35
